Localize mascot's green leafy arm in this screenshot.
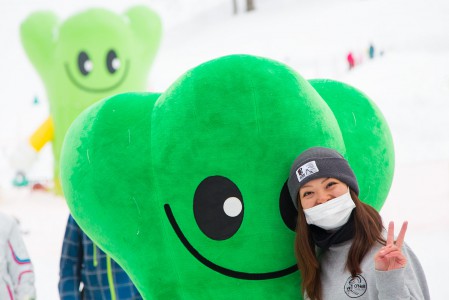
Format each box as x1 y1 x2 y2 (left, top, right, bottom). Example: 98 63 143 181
19 6 162 194
60 55 394 299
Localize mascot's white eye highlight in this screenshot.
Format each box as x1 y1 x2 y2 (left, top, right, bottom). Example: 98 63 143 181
84 60 93 72
223 197 242 217
112 58 121 70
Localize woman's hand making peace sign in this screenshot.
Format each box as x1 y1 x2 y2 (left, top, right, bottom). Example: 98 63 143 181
374 221 408 271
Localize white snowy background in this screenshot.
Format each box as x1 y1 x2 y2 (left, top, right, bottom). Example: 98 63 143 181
1 0 448 298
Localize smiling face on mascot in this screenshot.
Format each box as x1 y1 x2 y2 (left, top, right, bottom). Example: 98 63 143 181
60 55 394 299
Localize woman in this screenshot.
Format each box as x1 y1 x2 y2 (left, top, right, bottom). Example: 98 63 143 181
287 147 430 300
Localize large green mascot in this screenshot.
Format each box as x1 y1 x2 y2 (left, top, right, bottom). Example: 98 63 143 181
19 6 162 194
60 55 394 299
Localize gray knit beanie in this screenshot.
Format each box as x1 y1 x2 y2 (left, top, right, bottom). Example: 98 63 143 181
287 147 359 210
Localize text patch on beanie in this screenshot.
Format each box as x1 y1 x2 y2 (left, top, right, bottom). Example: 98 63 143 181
295 161 319 183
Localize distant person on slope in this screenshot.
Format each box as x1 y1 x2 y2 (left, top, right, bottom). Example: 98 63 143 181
347 52 355 70
368 43 375 59
0 212 36 300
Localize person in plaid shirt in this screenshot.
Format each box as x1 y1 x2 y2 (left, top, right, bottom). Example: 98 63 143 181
58 214 142 300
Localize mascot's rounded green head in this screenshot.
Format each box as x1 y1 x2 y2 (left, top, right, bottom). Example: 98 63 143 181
61 54 394 299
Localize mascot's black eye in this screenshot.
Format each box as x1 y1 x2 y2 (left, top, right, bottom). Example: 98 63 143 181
78 51 92 76
279 181 297 231
194 176 244 241
106 49 120 74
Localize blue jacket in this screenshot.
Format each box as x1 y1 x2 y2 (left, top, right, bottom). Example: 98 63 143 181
58 215 142 300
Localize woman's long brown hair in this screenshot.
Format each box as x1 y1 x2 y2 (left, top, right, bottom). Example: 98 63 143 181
294 190 385 300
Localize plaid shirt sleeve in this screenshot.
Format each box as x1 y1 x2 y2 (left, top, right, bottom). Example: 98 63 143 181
58 215 83 300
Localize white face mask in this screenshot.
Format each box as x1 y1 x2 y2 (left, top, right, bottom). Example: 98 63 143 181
303 189 355 230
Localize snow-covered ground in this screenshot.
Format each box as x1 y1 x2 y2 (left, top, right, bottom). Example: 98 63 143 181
1 0 449 298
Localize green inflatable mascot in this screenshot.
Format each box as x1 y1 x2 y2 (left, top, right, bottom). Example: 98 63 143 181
19 6 162 194
60 55 394 299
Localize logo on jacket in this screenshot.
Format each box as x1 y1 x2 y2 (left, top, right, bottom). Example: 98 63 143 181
344 274 367 298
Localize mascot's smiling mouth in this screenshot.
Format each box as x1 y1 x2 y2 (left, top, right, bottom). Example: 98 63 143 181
64 60 130 93
164 204 298 280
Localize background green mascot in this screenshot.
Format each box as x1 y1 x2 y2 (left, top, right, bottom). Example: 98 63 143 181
17 6 162 194
60 55 394 299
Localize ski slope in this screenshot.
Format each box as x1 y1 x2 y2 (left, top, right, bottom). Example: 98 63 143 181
1 0 449 298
